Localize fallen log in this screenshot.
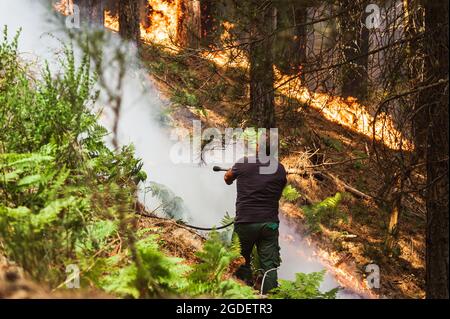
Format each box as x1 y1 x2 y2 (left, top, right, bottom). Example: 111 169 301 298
322 172 373 200
286 169 373 200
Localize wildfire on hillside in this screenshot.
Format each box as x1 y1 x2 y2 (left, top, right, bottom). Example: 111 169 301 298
55 0 412 151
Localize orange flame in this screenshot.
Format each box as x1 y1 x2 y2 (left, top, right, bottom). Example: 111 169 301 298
141 0 179 43
56 0 413 151
275 69 413 151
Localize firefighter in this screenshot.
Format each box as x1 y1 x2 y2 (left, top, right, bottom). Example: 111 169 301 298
223 133 287 294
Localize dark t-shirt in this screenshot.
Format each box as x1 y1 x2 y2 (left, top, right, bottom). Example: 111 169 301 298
230 156 287 224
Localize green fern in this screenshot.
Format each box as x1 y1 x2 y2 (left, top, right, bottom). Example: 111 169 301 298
270 270 339 299
282 185 301 202
0 28 256 300
147 181 190 221
302 193 347 233
185 231 256 298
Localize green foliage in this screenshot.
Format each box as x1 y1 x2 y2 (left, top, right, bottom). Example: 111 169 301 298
302 193 348 233
172 88 200 107
323 137 344 152
351 150 367 170
282 184 301 202
269 270 339 299
0 148 89 282
147 181 189 221
0 27 20 88
185 231 256 298
100 235 190 298
190 231 238 283
221 211 235 227
0 29 254 299
0 30 144 289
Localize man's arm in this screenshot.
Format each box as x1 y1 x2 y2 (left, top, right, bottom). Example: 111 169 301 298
224 169 235 185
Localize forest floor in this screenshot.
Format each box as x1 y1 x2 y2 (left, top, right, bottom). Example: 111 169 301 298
139 42 426 299
0 213 244 298
0 252 110 298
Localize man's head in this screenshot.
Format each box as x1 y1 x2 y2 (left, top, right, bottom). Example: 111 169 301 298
241 128 279 158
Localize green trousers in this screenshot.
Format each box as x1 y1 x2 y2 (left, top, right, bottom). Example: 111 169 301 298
233 222 281 294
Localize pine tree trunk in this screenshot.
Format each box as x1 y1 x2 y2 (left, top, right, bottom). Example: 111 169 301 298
403 0 427 159
119 0 141 45
90 0 104 26
200 0 218 46
249 3 276 129
421 0 449 300
339 0 369 101
385 195 401 253
177 0 201 49
293 3 308 79
140 0 152 30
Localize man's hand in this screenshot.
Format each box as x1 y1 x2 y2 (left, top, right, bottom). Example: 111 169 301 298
224 169 235 185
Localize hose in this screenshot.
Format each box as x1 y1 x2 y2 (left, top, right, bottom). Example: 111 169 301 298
174 166 235 231
181 220 235 231
260 267 279 295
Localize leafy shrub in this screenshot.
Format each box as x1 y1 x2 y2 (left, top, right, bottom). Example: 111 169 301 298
147 181 190 221
0 29 254 299
282 184 301 202
0 28 146 288
0 147 91 282
185 231 256 298
302 193 348 233
99 235 190 298
269 270 339 299
172 88 200 107
323 137 343 152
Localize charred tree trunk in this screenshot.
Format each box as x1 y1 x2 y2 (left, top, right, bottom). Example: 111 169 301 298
177 0 202 49
421 0 449 300
249 3 276 129
339 0 369 101
104 0 118 16
139 0 153 30
119 0 141 45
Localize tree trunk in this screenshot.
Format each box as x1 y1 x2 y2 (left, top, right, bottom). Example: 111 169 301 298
403 0 427 158
177 0 201 49
72 0 104 27
385 195 401 253
140 0 153 30
89 0 104 26
293 3 308 79
119 0 141 45
200 0 219 46
249 3 276 129
339 0 369 102
421 0 449 299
